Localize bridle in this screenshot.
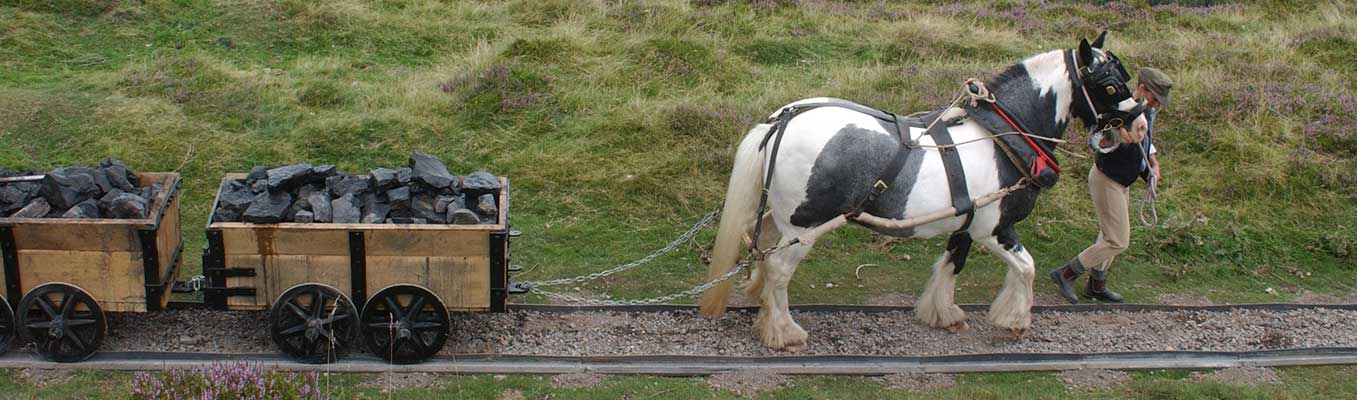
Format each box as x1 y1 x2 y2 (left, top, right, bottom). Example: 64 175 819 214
1065 48 1145 137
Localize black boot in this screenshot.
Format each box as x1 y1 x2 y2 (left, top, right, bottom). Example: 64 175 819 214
1047 258 1085 304
1083 269 1124 303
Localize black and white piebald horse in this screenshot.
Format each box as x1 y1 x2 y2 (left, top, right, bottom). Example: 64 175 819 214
698 33 1148 351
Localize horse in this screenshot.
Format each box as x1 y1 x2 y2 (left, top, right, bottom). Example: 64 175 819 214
697 33 1149 351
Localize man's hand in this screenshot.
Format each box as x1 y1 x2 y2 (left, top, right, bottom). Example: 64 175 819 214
1151 165 1161 182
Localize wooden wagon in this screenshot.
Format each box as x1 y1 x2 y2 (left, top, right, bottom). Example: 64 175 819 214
0 173 184 362
201 173 513 364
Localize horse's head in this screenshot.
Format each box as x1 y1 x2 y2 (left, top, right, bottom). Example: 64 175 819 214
1069 31 1149 144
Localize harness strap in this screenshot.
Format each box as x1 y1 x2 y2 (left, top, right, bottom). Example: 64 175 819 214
749 106 796 257
925 119 976 231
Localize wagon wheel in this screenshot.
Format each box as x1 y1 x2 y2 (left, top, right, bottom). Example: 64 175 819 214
0 296 14 354
17 283 106 362
361 285 450 364
269 284 360 364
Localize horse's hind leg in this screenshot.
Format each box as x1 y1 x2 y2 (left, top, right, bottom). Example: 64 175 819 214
916 241 970 332
755 239 811 351
746 213 780 331
979 231 1035 336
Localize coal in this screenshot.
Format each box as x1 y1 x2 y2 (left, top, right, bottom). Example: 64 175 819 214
40 167 101 211
387 186 411 206
312 164 338 177
475 194 498 218
409 152 456 190
101 192 149 219
362 202 391 224
11 198 51 218
241 191 292 224
266 164 317 192
246 166 268 184
215 180 253 221
332 194 361 223
62 199 100 219
0 159 158 220
435 194 464 215
463 171 501 196
448 208 480 225
307 192 332 223
370 168 399 190
327 175 370 198
213 155 501 225
0 185 33 215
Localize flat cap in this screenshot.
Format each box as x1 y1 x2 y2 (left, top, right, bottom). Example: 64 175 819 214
1137 67 1172 106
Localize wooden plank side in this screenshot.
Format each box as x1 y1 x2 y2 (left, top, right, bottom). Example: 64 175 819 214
220 228 350 256
225 254 266 309
16 250 145 312
364 230 488 258
10 223 139 252
366 255 490 310
155 190 181 282
224 254 352 309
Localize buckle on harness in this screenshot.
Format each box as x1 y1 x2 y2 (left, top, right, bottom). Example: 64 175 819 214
874 180 889 191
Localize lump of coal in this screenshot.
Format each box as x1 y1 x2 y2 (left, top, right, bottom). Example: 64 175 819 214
448 208 480 225
11 198 51 218
246 166 268 184
241 191 292 223
387 186 411 206
100 158 137 192
312 164 337 177
396 167 413 185
332 194 361 223
266 163 320 192
361 201 391 224
100 192 150 219
0 185 35 215
327 175 370 198
40 167 101 211
462 171 501 196
307 192 332 223
62 199 100 219
475 193 498 220
411 193 445 223
409 152 456 190
434 194 464 215
294 210 314 223
387 217 426 224
370 168 399 190
215 180 253 221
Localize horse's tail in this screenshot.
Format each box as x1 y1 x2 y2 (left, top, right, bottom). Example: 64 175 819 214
698 124 769 316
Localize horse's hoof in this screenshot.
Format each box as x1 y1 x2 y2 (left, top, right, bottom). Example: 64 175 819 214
1010 328 1026 338
945 321 970 333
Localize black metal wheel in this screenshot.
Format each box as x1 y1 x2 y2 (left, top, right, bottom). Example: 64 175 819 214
0 296 14 354
269 283 360 364
361 285 450 364
17 283 105 362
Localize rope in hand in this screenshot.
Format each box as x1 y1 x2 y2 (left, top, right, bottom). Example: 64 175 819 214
1139 175 1159 227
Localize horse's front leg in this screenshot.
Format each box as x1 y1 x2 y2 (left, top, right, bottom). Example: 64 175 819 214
916 234 971 332
755 239 812 352
979 230 1036 336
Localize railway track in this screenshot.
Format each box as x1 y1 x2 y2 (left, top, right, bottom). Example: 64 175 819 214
2 303 1354 375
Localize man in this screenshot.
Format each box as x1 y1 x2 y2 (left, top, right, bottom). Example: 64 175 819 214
1049 67 1172 303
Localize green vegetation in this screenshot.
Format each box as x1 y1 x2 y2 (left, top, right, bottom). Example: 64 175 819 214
2 1 1355 308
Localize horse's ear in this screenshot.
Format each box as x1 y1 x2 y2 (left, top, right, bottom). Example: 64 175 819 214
1078 38 1093 64
1091 31 1108 48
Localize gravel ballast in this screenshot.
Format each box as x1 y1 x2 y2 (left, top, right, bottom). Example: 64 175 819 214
81 307 1357 357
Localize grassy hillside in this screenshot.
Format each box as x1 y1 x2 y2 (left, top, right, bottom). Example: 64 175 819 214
2 0 1355 305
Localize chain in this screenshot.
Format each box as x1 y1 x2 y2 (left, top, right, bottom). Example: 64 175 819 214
521 210 719 288
530 262 746 305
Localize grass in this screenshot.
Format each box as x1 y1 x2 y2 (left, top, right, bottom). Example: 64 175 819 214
4 366 1357 399
7 1 1357 398
1 0 1356 341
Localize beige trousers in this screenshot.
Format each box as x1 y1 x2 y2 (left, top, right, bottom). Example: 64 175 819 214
1077 167 1131 271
